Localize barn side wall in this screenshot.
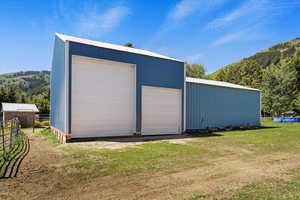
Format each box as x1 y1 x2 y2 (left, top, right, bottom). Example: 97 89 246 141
50 36 67 133
186 82 261 130
68 41 185 134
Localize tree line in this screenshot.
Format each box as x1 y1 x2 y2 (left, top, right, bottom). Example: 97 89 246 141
207 55 300 116
0 87 50 113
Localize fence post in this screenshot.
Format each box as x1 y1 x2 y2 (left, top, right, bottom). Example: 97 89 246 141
17 119 20 135
1 122 7 161
9 119 13 148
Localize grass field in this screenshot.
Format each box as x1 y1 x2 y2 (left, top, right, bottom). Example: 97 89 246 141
0 120 300 199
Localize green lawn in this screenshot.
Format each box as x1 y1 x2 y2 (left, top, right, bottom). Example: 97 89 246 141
37 129 59 146
60 121 300 174
37 120 300 199
231 169 300 200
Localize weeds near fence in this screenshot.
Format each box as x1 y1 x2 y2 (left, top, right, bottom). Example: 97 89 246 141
1 118 20 159
38 129 58 146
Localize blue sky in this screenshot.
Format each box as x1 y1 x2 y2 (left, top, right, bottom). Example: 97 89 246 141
1 0 300 74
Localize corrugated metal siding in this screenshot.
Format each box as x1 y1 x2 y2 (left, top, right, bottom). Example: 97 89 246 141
68 41 185 133
50 36 66 132
186 82 260 130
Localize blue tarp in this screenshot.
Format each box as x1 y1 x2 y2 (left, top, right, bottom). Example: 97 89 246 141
273 117 300 123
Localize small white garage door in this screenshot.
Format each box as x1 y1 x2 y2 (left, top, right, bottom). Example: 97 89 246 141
71 56 136 138
142 86 182 135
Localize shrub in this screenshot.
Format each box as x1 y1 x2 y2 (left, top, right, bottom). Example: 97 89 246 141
35 120 50 127
34 120 42 127
41 120 50 126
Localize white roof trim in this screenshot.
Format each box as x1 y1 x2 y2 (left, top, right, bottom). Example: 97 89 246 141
55 33 184 63
1 103 39 112
186 77 259 91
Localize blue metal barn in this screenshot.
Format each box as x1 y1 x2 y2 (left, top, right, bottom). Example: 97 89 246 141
51 33 185 139
186 77 261 130
51 33 260 141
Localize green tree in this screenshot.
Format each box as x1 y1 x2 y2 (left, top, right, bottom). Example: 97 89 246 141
262 63 298 116
124 43 134 48
6 88 17 103
186 64 206 78
32 89 50 113
295 93 300 114
214 60 262 89
286 55 300 91
0 87 7 103
20 94 27 103
239 60 262 89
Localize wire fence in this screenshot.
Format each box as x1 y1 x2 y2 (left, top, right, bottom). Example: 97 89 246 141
0 118 21 161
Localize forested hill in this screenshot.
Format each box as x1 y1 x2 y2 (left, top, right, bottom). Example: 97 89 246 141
0 71 50 95
209 37 300 89
208 37 300 115
0 71 50 113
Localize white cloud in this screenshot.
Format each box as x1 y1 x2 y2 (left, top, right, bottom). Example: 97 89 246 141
206 0 300 30
184 53 204 63
76 5 131 37
145 0 225 49
209 0 300 46
207 0 269 30
212 29 250 46
169 0 203 21
169 0 226 22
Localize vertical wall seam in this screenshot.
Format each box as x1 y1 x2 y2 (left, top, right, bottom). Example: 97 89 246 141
183 63 186 132
64 41 69 134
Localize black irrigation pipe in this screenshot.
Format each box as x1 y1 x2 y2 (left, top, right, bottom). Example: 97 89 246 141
0 135 26 179
11 135 30 177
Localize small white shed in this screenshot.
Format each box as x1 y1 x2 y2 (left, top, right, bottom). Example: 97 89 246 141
1 103 39 128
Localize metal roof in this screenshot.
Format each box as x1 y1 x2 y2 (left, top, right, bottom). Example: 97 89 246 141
55 33 184 63
1 103 39 112
186 77 260 91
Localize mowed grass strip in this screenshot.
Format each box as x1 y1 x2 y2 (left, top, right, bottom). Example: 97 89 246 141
42 121 300 175
190 121 300 156
229 169 300 200
62 141 222 176
39 121 300 195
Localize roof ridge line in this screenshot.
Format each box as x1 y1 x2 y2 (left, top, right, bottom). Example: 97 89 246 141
55 33 184 63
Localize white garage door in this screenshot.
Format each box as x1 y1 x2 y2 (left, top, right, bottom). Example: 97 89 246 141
142 86 182 135
71 56 136 138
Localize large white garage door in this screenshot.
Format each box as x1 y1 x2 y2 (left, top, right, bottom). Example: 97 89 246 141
142 86 182 135
71 56 136 138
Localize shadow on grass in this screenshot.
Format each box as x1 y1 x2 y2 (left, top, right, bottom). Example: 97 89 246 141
68 126 279 143
68 132 223 143
0 132 30 179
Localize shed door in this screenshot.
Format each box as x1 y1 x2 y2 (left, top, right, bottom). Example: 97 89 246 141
142 86 182 135
71 56 135 138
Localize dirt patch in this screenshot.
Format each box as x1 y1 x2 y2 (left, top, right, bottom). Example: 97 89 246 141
166 138 196 145
90 153 300 200
63 140 147 150
0 129 69 200
64 134 196 150
1 130 300 200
